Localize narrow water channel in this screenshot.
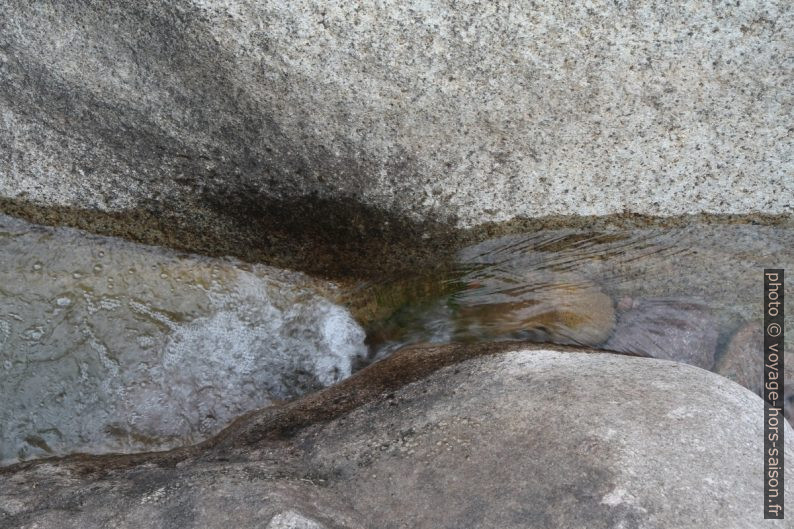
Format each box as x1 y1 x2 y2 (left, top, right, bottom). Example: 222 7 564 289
1 214 791 464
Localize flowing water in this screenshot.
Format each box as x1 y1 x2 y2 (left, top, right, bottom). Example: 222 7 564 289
363 221 793 409
1 214 791 464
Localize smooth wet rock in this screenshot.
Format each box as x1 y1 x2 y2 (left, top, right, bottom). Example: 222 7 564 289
1 1 791 267
0 214 366 463
1 344 790 529
604 297 719 369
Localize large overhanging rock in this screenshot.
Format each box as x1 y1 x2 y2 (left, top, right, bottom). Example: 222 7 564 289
1 343 790 528
0 1 791 276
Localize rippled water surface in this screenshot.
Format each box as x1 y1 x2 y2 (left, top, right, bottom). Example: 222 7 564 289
0 215 366 464
364 221 793 412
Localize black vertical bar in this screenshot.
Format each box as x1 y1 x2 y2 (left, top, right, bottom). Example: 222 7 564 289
764 269 784 519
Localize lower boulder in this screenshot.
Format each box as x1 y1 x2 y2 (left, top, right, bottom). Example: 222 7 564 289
1 343 790 529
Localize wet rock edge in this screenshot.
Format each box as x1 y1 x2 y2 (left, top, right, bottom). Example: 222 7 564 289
0 341 647 476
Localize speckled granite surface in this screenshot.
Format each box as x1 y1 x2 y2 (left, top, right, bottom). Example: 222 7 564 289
1 0 791 233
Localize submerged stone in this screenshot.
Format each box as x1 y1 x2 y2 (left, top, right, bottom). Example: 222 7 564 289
454 272 615 346
363 222 794 362
604 297 718 369
716 321 766 395
0 215 366 463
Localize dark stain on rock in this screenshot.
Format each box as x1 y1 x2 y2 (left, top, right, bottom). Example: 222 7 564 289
0 0 464 280
1 195 789 281
0 193 460 280
198 188 460 279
